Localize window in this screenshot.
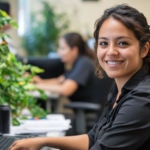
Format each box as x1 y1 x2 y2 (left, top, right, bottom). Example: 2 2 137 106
18 0 30 36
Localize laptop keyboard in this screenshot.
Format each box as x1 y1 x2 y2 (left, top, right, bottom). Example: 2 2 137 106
0 136 52 150
0 137 16 150
0 135 38 150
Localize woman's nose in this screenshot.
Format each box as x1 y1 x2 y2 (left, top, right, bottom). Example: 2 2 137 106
106 45 118 56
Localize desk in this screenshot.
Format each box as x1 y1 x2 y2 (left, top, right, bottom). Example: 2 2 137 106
10 128 65 150
10 114 71 150
28 91 60 111
10 127 65 150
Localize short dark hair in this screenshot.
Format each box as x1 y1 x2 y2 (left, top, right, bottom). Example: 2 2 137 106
94 4 150 78
0 2 10 15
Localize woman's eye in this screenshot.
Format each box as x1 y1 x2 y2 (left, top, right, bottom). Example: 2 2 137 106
119 42 128 46
99 42 108 46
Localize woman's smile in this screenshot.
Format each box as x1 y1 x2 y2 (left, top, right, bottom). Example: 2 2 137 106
97 17 143 80
105 60 124 68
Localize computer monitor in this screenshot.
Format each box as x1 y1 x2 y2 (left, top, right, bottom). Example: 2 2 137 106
26 57 65 79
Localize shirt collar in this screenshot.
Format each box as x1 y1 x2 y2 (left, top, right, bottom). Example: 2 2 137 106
107 65 149 101
123 65 148 91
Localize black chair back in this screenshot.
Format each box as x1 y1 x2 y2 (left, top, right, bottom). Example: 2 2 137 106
64 74 114 135
97 74 114 115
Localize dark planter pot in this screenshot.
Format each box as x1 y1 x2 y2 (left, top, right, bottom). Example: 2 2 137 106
0 105 11 134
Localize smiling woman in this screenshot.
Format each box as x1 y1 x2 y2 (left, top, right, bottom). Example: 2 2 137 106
96 17 148 95
9 4 150 150
94 6 150 80
97 18 143 79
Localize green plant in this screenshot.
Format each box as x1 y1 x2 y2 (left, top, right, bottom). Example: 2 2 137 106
0 10 48 126
22 1 69 56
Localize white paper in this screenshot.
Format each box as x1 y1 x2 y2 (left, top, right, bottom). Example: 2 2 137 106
11 118 71 134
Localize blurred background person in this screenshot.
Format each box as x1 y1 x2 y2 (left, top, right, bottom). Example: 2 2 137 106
31 32 103 105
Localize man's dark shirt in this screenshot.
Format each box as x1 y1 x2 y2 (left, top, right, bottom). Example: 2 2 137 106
88 66 150 150
64 56 107 103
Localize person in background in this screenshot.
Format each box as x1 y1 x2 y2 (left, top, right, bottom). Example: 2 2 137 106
9 4 150 150
32 32 103 104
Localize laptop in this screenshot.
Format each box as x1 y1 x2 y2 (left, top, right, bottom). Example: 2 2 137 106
0 133 37 150
0 113 49 150
0 116 38 150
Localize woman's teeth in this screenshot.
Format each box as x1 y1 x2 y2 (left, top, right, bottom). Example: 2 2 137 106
107 61 122 65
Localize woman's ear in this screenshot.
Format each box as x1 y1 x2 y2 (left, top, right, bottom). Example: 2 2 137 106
141 42 149 58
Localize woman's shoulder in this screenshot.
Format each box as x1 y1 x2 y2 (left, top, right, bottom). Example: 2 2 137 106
135 74 150 93
120 75 150 116
124 74 150 106
113 74 150 119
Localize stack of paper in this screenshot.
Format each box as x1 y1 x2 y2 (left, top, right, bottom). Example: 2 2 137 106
24 119 71 131
11 114 71 135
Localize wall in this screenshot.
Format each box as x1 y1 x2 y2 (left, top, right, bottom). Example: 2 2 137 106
3 0 150 55
42 0 150 37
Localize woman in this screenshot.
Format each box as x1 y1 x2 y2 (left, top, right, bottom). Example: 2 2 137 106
9 4 150 150
32 32 103 104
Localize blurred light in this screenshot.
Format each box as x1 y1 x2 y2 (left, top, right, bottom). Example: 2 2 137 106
87 38 95 50
18 0 30 37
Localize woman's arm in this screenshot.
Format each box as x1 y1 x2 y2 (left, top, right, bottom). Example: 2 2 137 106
35 79 78 96
32 75 65 84
9 134 89 150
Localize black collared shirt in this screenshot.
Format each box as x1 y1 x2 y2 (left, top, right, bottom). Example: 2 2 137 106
88 66 150 150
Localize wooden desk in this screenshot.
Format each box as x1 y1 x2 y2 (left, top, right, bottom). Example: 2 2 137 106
28 91 60 111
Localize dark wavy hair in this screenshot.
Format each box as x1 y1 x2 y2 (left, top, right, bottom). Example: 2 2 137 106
62 32 95 61
94 4 150 78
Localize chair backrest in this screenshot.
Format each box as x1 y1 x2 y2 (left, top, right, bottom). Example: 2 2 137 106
26 57 65 79
86 75 114 130
91 74 114 118
98 74 115 107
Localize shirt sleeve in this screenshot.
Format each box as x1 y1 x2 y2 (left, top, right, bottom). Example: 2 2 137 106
88 93 150 150
87 110 106 148
65 57 94 86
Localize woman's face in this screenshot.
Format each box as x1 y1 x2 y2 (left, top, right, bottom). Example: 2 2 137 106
58 38 77 63
97 17 146 80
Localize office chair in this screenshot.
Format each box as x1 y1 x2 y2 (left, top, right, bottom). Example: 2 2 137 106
64 75 114 135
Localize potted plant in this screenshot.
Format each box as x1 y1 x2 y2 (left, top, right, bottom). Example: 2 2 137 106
0 9 47 126
22 1 69 56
